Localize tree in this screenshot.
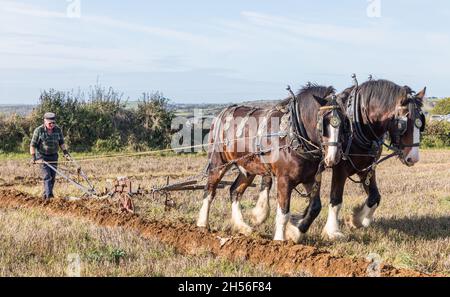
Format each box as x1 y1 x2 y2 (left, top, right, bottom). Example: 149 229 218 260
431 98 450 115
135 92 175 149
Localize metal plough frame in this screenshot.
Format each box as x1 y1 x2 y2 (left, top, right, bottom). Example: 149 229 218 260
42 158 136 213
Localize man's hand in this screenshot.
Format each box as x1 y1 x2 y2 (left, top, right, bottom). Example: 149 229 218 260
30 154 41 165
63 149 71 160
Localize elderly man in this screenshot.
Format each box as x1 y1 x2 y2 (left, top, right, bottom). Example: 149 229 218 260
30 112 70 200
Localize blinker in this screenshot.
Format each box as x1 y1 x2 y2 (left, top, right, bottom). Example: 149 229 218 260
414 118 423 129
330 116 340 128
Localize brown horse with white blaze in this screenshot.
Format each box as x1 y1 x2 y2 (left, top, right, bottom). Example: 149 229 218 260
322 79 426 240
196 85 346 242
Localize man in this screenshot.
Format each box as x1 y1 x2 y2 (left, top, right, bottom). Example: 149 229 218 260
30 112 70 200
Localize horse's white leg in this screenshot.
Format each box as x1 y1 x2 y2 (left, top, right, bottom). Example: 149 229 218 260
273 204 288 241
348 172 380 229
197 193 212 229
273 204 301 243
229 173 255 236
197 164 229 230
231 201 253 235
322 204 345 240
251 176 272 226
352 203 378 228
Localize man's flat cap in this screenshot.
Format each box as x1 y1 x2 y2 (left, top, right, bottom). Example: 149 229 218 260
44 112 56 120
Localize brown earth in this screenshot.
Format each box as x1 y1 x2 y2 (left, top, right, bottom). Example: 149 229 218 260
0 188 434 277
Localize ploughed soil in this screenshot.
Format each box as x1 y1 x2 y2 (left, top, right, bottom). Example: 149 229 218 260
0 189 432 277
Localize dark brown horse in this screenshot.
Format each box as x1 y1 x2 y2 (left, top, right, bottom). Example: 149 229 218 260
322 79 426 240
196 85 346 242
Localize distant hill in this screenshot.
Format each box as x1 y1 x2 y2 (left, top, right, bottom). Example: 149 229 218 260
0 96 445 118
0 105 35 116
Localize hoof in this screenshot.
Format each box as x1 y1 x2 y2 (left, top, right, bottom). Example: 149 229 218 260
250 206 269 226
361 218 372 228
322 229 346 241
232 224 253 236
250 210 267 226
196 223 210 231
345 215 363 230
286 223 303 244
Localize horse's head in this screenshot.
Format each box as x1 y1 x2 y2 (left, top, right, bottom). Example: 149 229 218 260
313 94 346 168
390 87 426 166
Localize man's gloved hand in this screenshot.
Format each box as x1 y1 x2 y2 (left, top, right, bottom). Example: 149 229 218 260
63 149 71 160
30 154 39 165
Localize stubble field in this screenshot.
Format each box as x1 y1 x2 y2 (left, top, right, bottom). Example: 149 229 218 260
0 149 449 276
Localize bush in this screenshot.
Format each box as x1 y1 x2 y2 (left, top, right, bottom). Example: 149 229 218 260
1 87 175 154
0 114 29 153
431 98 450 115
421 120 450 148
93 133 122 152
135 92 175 149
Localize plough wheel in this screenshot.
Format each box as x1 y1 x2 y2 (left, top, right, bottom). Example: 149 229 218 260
118 193 135 213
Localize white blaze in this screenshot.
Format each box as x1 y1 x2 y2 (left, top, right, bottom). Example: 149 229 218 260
405 125 420 164
324 124 339 166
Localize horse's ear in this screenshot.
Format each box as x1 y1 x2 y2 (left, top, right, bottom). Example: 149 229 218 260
416 87 426 102
313 95 328 106
401 86 413 105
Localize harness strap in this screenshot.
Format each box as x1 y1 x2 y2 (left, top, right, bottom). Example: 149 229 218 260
286 86 322 159
322 142 340 146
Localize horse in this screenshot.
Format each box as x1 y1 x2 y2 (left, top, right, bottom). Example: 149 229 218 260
196 84 346 242
321 79 426 240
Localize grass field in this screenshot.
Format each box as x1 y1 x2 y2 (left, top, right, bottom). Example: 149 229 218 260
0 149 449 276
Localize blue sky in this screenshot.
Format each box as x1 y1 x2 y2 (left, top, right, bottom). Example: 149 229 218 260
1 0 449 104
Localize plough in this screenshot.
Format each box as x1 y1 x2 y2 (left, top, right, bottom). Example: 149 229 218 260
40 156 256 214
41 158 137 213
150 175 257 211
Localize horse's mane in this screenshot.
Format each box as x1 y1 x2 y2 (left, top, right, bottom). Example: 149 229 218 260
362 79 424 110
337 79 421 115
297 83 335 101
275 83 335 110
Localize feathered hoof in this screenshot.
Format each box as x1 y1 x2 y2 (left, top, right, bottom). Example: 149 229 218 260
286 223 303 244
321 229 346 241
196 222 210 231
232 223 253 236
345 214 363 230
250 207 269 226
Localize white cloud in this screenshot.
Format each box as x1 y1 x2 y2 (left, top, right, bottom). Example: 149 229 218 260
239 11 385 45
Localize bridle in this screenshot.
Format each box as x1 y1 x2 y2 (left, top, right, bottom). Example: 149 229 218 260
286 87 346 161
317 96 345 149
390 94 425 150
341 75 425 185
